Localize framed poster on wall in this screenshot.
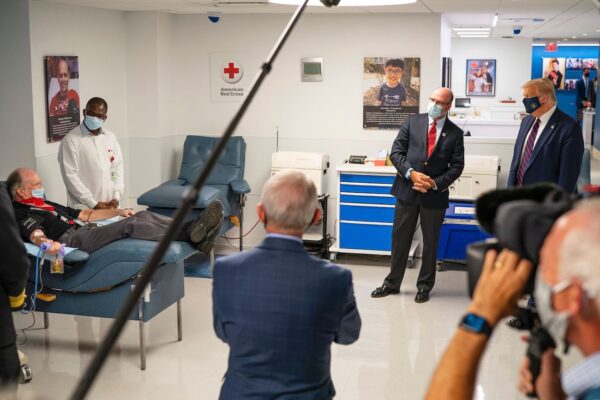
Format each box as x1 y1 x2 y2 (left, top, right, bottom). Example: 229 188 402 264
466 59 495 96
363 57 421 130
542 57 565 90
45 56 80 143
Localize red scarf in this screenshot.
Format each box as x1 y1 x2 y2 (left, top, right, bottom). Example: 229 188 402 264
19 197 55 212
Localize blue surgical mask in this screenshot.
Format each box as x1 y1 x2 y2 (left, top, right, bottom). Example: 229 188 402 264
31 188 45 199
522 96 541 114
84 115 104 131
428 101 445 120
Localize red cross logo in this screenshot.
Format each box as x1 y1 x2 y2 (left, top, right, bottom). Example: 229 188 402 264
221 60 243 84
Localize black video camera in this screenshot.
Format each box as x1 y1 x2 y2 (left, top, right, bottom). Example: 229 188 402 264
466 183 577 298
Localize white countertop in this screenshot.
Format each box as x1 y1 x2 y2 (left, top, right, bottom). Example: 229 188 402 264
337 162 397 174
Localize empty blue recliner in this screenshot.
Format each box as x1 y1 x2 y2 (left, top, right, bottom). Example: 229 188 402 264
137 135 251 250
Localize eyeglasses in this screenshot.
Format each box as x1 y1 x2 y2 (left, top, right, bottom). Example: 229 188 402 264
86 110 107 120
429 97 452 106
385 69 403 75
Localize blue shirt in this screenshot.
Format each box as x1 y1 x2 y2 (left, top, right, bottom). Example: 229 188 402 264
562 351 600 399
265 233 303 244
379 84 406 107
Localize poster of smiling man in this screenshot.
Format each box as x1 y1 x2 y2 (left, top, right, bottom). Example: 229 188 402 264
363 57 420 130
45 56 80 142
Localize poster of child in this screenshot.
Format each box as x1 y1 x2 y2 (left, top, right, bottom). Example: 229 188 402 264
542 58 565 90
363 57 420 129
466 59 495 96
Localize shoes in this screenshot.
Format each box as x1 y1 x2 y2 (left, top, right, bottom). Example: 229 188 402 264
507 317 524 329
197 218 223 255
371 285 400 298
414 289 430 303
187 201 224 252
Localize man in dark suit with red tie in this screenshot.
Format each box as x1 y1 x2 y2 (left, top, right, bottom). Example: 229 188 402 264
372 87 465 303
508 78 584 193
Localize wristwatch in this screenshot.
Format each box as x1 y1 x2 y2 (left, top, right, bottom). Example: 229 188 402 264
459 313 493 336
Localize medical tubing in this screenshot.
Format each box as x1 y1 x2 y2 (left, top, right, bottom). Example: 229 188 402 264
70 2 310 398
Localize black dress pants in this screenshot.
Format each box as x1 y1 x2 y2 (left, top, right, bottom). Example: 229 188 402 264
384 200 445 292
0 342 19 394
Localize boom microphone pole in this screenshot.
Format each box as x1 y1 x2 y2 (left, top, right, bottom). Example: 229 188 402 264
70 0 338 398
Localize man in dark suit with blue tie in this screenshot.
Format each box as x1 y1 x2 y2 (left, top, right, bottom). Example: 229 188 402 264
575 65 596 122
508 78 584 193
372 87 465 303
213 171 361 400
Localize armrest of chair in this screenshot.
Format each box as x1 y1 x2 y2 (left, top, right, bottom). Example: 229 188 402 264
230 179 251 195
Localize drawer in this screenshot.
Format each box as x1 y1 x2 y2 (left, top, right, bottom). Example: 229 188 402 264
340 174 395 184
340 183 392 194
340 204 394 223
340 222 392 252
340 194 396 205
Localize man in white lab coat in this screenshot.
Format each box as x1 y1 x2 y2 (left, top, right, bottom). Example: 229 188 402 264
58 97 124 210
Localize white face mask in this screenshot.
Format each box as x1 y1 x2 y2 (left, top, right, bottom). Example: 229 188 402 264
534 272 571 347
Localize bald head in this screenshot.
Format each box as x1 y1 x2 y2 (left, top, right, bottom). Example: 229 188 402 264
429 87 454 118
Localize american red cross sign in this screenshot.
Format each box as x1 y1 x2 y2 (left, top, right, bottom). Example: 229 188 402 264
221 60 243 84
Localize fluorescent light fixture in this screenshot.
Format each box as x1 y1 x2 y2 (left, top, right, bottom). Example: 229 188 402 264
458 34 490 38
269 0 416 5
582 33 588 36
453 27 490 32
492 13 498 27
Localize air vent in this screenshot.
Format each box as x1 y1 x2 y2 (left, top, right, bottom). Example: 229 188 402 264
501 36 514 39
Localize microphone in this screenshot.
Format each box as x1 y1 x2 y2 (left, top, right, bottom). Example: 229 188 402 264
320 0 340 6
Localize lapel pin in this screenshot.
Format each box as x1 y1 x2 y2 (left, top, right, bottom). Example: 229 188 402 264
550 125 554 129
442 133 446 137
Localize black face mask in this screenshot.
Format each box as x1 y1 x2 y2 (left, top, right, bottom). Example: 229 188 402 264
523 96 542 114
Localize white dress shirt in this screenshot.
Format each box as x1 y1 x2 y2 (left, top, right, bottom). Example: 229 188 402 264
58 123 125 209
520 104 557 159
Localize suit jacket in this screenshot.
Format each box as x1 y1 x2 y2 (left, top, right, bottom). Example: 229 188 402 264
390 113 465 209
0 182 30 347
213 236 361 400
508 108 584 193
575 76 596 110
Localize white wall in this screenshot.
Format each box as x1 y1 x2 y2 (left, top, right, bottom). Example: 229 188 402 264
451 37 532 111
0 0 36 179
158 12 444 247
28 0 128 204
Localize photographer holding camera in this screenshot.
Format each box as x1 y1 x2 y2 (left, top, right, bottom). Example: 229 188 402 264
425 197 600 400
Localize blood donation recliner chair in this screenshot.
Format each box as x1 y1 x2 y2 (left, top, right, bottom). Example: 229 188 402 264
137 135 250 251
24 238 196 370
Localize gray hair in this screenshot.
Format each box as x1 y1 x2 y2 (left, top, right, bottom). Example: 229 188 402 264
558 198 600 304
260 170 319 231
6 168 25 200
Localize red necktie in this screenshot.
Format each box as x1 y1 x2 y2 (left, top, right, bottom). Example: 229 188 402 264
516 118 541 186
427 121 436 157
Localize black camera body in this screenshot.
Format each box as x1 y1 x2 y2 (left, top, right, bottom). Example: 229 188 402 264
466 183 577 296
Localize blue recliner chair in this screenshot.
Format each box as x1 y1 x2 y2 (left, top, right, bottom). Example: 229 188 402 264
25 239 197 370
137 135 251 250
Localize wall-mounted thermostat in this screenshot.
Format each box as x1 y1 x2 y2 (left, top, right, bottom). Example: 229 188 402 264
301 57 323 82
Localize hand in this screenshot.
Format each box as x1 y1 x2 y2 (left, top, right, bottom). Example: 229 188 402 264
42 240 63 256
410 171 435 193
94 202 111 210
518 349 565 400
467 249 533 325
118 208 134 218
108 199 119 209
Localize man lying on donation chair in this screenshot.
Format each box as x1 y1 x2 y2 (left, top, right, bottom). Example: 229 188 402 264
6 168 224 260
